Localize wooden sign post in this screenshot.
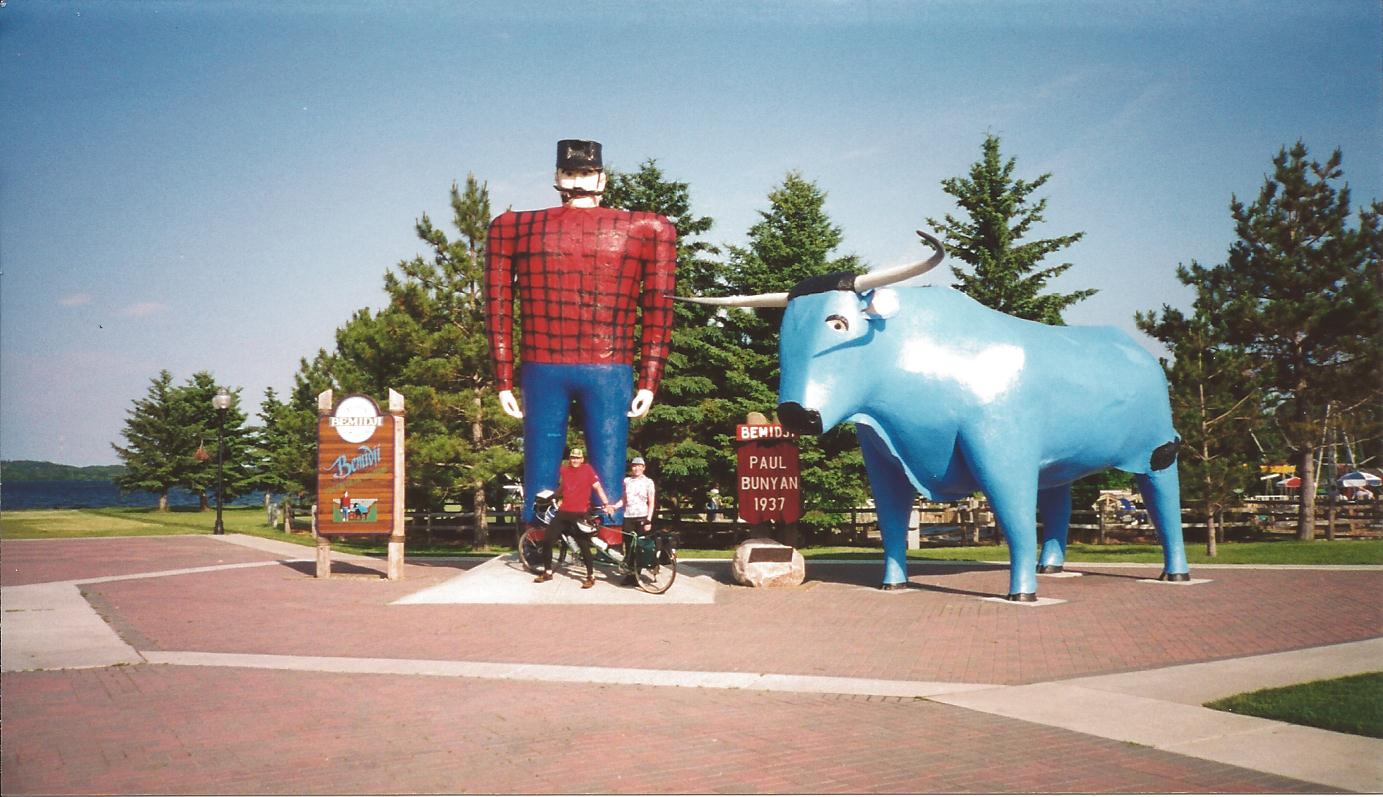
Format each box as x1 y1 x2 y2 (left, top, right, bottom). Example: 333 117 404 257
315 389 406 579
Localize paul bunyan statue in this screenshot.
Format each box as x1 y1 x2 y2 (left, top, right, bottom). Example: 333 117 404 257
485 139 677 542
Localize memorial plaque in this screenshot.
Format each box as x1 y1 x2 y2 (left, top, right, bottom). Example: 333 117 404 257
747 546 794 563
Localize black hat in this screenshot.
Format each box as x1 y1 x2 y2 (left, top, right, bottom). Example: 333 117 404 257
556 139 603 170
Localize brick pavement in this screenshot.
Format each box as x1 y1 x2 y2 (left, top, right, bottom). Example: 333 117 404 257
1 536 284 586
76 555 1382 686
3 666 1333 795
2 535 1378 794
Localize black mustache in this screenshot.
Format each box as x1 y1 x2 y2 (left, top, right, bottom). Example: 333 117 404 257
554 184 604 197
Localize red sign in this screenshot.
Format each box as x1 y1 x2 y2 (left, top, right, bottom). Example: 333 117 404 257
736 425 801 525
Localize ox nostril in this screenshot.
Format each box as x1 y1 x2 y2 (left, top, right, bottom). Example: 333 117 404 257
777 402 823 435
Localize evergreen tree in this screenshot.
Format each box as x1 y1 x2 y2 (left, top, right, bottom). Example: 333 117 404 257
328 176 520 545
603 159 726 509
1138 292 1262 556
927 134 1093 324
1184 142 1381 539
720 172 871 530
112 370 186 511
261 350 340 502
175 372 254 509
112 370 253 511
251 387 310 498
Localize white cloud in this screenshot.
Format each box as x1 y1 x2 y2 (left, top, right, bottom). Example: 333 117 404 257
59 293 93 307
120 302 169 318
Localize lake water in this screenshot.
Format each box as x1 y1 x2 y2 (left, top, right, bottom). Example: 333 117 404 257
2 480 272 511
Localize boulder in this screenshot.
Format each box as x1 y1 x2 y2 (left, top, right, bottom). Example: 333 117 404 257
731 537 805 587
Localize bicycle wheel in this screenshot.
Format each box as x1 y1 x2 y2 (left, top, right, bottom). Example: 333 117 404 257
517 528 545 574
634 543 677 594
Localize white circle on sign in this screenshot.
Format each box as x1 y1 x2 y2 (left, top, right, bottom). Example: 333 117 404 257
331 396 383 444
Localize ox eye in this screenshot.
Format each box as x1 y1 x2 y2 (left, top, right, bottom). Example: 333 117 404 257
825 314 849 332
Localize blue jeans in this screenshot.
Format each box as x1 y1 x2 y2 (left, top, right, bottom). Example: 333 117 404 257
519 363 632 525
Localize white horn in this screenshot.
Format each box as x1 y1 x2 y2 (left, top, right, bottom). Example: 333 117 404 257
672 292 789 308
853 230 946 293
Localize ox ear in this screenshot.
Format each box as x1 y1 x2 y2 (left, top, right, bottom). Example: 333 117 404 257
863 288 900 320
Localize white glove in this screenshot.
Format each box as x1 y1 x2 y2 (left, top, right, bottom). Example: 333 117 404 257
627 389 654 418
498 389 523 419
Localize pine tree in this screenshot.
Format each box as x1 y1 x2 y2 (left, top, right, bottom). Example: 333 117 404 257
720 172 871 531
175 372 254 510
1138 293 1262 556
603 159 725 509
329 176 520 546
112 370 186 511
927 134 1093 324
112 370 252 511
251 387 311 499
261 350 339 502
1185 142 1382 539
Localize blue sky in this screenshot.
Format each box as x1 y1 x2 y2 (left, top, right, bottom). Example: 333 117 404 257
2 0 1379 466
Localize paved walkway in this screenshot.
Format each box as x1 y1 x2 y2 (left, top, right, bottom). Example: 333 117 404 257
2 533 1380 794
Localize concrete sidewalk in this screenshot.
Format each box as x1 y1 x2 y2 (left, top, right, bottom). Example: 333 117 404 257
2 533 1380 794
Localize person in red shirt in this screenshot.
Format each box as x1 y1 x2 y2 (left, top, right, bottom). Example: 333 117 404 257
485 139 677 544
536 446 614 588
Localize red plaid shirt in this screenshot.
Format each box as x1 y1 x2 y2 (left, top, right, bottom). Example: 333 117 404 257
485 206 677 392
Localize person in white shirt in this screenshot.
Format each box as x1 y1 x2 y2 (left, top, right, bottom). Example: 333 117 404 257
622 456 657 539
617 456 658 585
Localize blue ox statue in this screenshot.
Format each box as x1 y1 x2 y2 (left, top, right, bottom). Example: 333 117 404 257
684 232 1189 600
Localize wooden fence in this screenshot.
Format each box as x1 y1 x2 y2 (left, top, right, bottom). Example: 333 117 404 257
270 498 1381 549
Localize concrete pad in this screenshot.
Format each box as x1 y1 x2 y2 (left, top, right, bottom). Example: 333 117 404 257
390 553 718 605
933 666 1383 794
144 650 997 698
935 683 1279 748
69 559 297 586
1164 721 1383 794
1064 637 1383 705
748 673 996 698
209 532 321 559
1138 577 1214 586
211 532 378 566
1 583 143 672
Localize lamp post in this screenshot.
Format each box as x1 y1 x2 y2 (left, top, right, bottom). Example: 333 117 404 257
212 387 232 534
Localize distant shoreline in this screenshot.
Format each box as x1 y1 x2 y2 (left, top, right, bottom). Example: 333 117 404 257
2 460 126 482
2 479 269 511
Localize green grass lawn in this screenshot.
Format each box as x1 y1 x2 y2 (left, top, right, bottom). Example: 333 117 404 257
0 507 315 544
3 506 1382 565
1206 672 1383 738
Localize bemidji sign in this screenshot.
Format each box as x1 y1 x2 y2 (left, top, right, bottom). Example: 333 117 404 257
735 423 802 525
317 394 396 535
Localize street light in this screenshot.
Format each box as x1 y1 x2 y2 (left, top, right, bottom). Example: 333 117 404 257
212 387 232 535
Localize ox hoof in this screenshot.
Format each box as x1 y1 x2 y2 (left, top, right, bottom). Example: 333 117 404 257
1159 571 1191 582
879 582 906 591
1006 592 1038 602
1037 564 1063 574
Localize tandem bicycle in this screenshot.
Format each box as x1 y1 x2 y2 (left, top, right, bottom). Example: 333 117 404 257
516 489 678 594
